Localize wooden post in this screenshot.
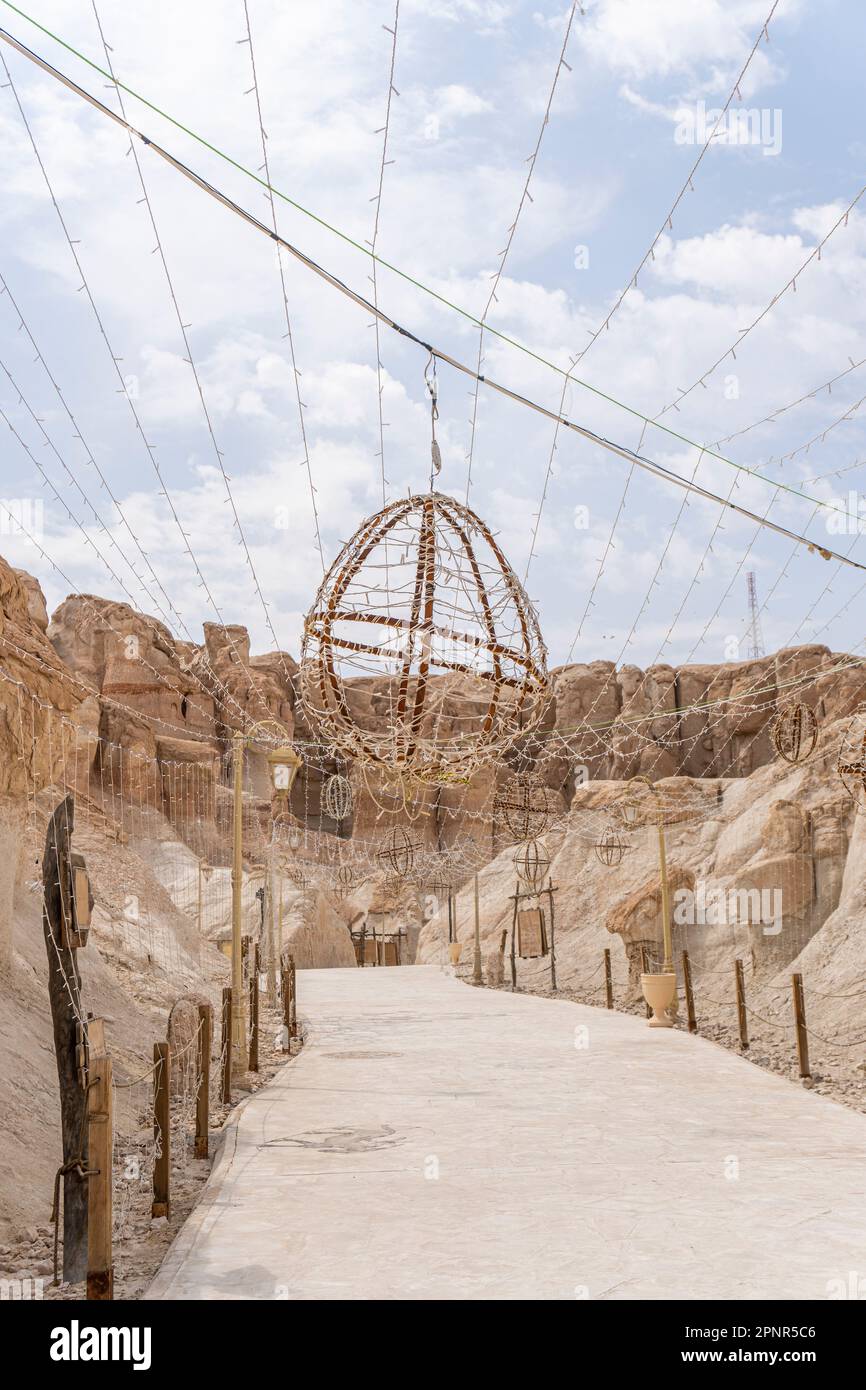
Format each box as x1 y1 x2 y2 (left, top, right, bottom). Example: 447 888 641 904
152 1041 170 1219
509 896 518 991
472 873 482 986
548 883 557 993
604 948 613 1009
42 796 89 1281
221 986 232 1104
640 945 651 1018
241 933 251 982
734 958 749 1051
682 950 697 1034
195 1003 211 1159
791 973 811 1079
249 943 260 1072
289 955 297 1040
282 954 292 1046
86 1052 113 1300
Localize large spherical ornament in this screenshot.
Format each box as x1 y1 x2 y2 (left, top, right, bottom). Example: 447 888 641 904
376 826 418 878
772 702 818 765
513 839 550 891
322 773 353 822
299 492 549 783
495 775 554 843
837 706 866 805
595 824 625 868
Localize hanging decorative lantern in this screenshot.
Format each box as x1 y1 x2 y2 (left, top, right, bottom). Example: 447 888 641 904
595 824 626 868
513 838 550 892
837 707 866 805
772 702 818 765
323 772 353 823
376 826 419 878
299 492 549 783
494 775 553 843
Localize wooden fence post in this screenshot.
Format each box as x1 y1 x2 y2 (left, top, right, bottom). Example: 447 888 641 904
280 955 290 1047
195 1003 211 1159
289 955 297 1040
791 973 811 1079
86 1052 113 1300
249 944 260 1072
734 958 749 1051
603 948 613 1009
152 1041 170 1219
681 950 697 1034
221 987 232 1104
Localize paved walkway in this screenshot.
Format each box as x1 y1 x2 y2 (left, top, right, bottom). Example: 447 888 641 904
149 966 866 1301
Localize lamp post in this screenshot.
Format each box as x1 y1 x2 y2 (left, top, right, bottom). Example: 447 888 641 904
621 775 676 1027
472 872 482 985
230 722 302 1071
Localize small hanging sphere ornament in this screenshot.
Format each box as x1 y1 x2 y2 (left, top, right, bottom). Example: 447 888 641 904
376 826 419 878
595 824 626 868
514 838 550 891
772 702 818 765
299 492 549 783
322 772 353 822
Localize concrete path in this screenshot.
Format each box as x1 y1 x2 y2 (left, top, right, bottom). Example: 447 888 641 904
149 966 866 1301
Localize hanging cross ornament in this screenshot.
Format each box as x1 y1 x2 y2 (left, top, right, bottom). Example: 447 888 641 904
495 775 553 843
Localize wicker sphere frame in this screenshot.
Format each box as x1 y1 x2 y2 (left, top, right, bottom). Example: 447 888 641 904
513 838 550 891
323 772 353 822
837 707 866 805
595 824 626 868
495 775 554 843
376 826 419 878
772 702 818 765
299 492 549 783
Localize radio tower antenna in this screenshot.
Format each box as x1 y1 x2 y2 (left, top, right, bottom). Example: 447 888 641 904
745 572 765 659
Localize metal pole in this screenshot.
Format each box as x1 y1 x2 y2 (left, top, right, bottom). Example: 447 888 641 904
472 873 482 985
548 882 557 992
230 731 248 1071
266 832 277 1006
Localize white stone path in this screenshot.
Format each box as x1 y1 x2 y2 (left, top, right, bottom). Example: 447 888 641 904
149 965 866 1301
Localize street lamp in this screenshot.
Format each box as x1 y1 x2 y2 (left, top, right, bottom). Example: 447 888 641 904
622 775 676 1028
230 721 302 1070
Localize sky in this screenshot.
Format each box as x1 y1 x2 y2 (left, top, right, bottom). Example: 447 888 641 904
1 0 865 675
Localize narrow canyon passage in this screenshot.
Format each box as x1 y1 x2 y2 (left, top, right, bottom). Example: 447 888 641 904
149 966 866 1301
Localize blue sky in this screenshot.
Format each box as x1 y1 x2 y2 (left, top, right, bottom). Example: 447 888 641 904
1 0 865 673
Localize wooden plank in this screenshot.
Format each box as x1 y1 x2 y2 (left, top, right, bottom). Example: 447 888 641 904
86 1053 113 1300
792 973 811 1078
735 958 749 1051
152 1041 170 1218
682 950 697 1034
221 987 232 1104
41 795 89 1283
195 1003 211 1159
